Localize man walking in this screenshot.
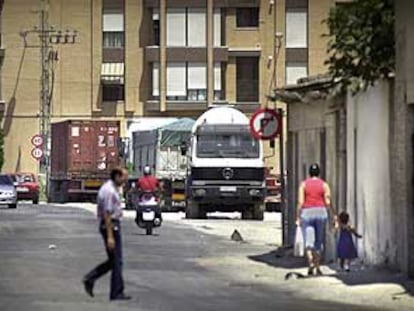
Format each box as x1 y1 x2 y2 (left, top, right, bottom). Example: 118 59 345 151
83 167 131 301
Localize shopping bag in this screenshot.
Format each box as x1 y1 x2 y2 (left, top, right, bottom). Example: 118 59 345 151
294 225 304 257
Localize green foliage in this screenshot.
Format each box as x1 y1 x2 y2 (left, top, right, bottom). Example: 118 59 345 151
0 129 4 172
324 0 395 93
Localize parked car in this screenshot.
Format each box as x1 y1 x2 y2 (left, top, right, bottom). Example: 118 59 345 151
13 173 39 204
0 174 17 209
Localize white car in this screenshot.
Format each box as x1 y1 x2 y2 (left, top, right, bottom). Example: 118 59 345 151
0 175 17 208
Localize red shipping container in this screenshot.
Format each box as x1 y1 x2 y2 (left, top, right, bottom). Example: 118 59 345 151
50 120 120 177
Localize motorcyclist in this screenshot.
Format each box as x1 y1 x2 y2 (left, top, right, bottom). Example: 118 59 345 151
137 166 160 194
136 166 162 222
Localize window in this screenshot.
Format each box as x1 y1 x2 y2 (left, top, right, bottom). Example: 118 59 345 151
103 84 125 102
152 9 160 46
188 63 207 101
103 13 124 48
214 62 224 100
286 63 307 85
214 9 222 47
167 8 186 47
103 32 124 48
197 132 260 159
162 62 211 101
286 9 307 48
166 8 207 47
236 8 259 28
167 62 187 99
152 62 160 99
188 8 206 47
236 57 259 102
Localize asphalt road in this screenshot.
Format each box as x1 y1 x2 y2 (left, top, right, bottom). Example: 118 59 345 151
0 204 383 311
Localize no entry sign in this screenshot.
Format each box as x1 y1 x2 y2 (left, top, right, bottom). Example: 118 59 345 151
249 108 282 140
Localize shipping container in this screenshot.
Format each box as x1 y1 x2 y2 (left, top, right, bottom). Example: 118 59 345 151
49 120 120 203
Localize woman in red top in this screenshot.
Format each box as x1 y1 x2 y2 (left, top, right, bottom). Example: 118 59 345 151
296 163 337 276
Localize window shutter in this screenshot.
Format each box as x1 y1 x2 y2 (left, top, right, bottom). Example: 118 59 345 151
188 8 206 47
167 8 186 47
214 9 221 47
167 63 186 96
152 63 160 97
103 13 124 32
214 63 221 90
188 63 207 89
286 10 307 48
286 63 307 85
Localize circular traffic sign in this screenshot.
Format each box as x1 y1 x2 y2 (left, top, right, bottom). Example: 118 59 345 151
31 147 44 160
249 108 282 140
31 135 44 147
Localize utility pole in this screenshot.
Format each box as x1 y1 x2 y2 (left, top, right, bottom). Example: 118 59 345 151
20 0 77 177
20 0 77 199
39 0 50 174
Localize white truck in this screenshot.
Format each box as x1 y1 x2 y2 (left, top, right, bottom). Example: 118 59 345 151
182 106 266 220
132 118 194 211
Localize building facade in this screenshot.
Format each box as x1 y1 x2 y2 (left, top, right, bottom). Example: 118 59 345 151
1 0 335 174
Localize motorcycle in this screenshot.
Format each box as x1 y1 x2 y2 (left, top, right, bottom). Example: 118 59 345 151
135 191 162 235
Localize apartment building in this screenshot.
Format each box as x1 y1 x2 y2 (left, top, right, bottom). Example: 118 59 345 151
0 0 332 173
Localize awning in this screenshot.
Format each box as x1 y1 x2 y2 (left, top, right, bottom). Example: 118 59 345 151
101 62 124 84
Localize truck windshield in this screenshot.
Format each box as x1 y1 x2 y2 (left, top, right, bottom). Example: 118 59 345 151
197 133 260 158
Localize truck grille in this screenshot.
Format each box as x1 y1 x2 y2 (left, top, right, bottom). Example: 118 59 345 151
191 167 264 181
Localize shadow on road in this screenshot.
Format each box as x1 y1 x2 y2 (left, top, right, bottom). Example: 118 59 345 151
248 247 308 269
249 248 414 297
326 268 414 297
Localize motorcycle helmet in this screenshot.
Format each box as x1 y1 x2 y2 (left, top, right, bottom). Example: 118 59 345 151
143 165 152 176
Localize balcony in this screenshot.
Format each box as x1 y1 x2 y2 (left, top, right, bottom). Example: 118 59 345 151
145 46 228 62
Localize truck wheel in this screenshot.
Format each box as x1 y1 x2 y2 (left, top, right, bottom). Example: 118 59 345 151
58 181 69 204
253 204 265 221
185 200 200 219
146 224 153 235
241 209 253 220
8 204 17 209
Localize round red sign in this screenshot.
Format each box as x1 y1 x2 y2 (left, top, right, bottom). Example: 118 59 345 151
249 108 282 140
31 135 44 147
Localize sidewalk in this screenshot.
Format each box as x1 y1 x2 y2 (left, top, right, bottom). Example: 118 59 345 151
191 233 414 311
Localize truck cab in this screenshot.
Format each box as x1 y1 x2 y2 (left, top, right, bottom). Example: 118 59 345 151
184 107 266 220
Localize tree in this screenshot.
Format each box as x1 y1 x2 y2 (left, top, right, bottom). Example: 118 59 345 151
0 129 4 172
324 0 395 93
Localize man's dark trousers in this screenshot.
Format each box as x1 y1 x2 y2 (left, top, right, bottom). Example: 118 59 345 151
84 220 124 300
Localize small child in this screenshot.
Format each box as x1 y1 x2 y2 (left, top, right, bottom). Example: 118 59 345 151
336 211 362 272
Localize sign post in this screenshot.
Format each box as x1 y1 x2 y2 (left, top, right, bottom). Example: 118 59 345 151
250 108 288 246
277 108 288 247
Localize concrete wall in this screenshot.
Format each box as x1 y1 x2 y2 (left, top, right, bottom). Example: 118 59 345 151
394 0 414 277
346 80 396 266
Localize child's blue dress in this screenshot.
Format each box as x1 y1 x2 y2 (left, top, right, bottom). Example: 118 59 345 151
337 227 358 259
